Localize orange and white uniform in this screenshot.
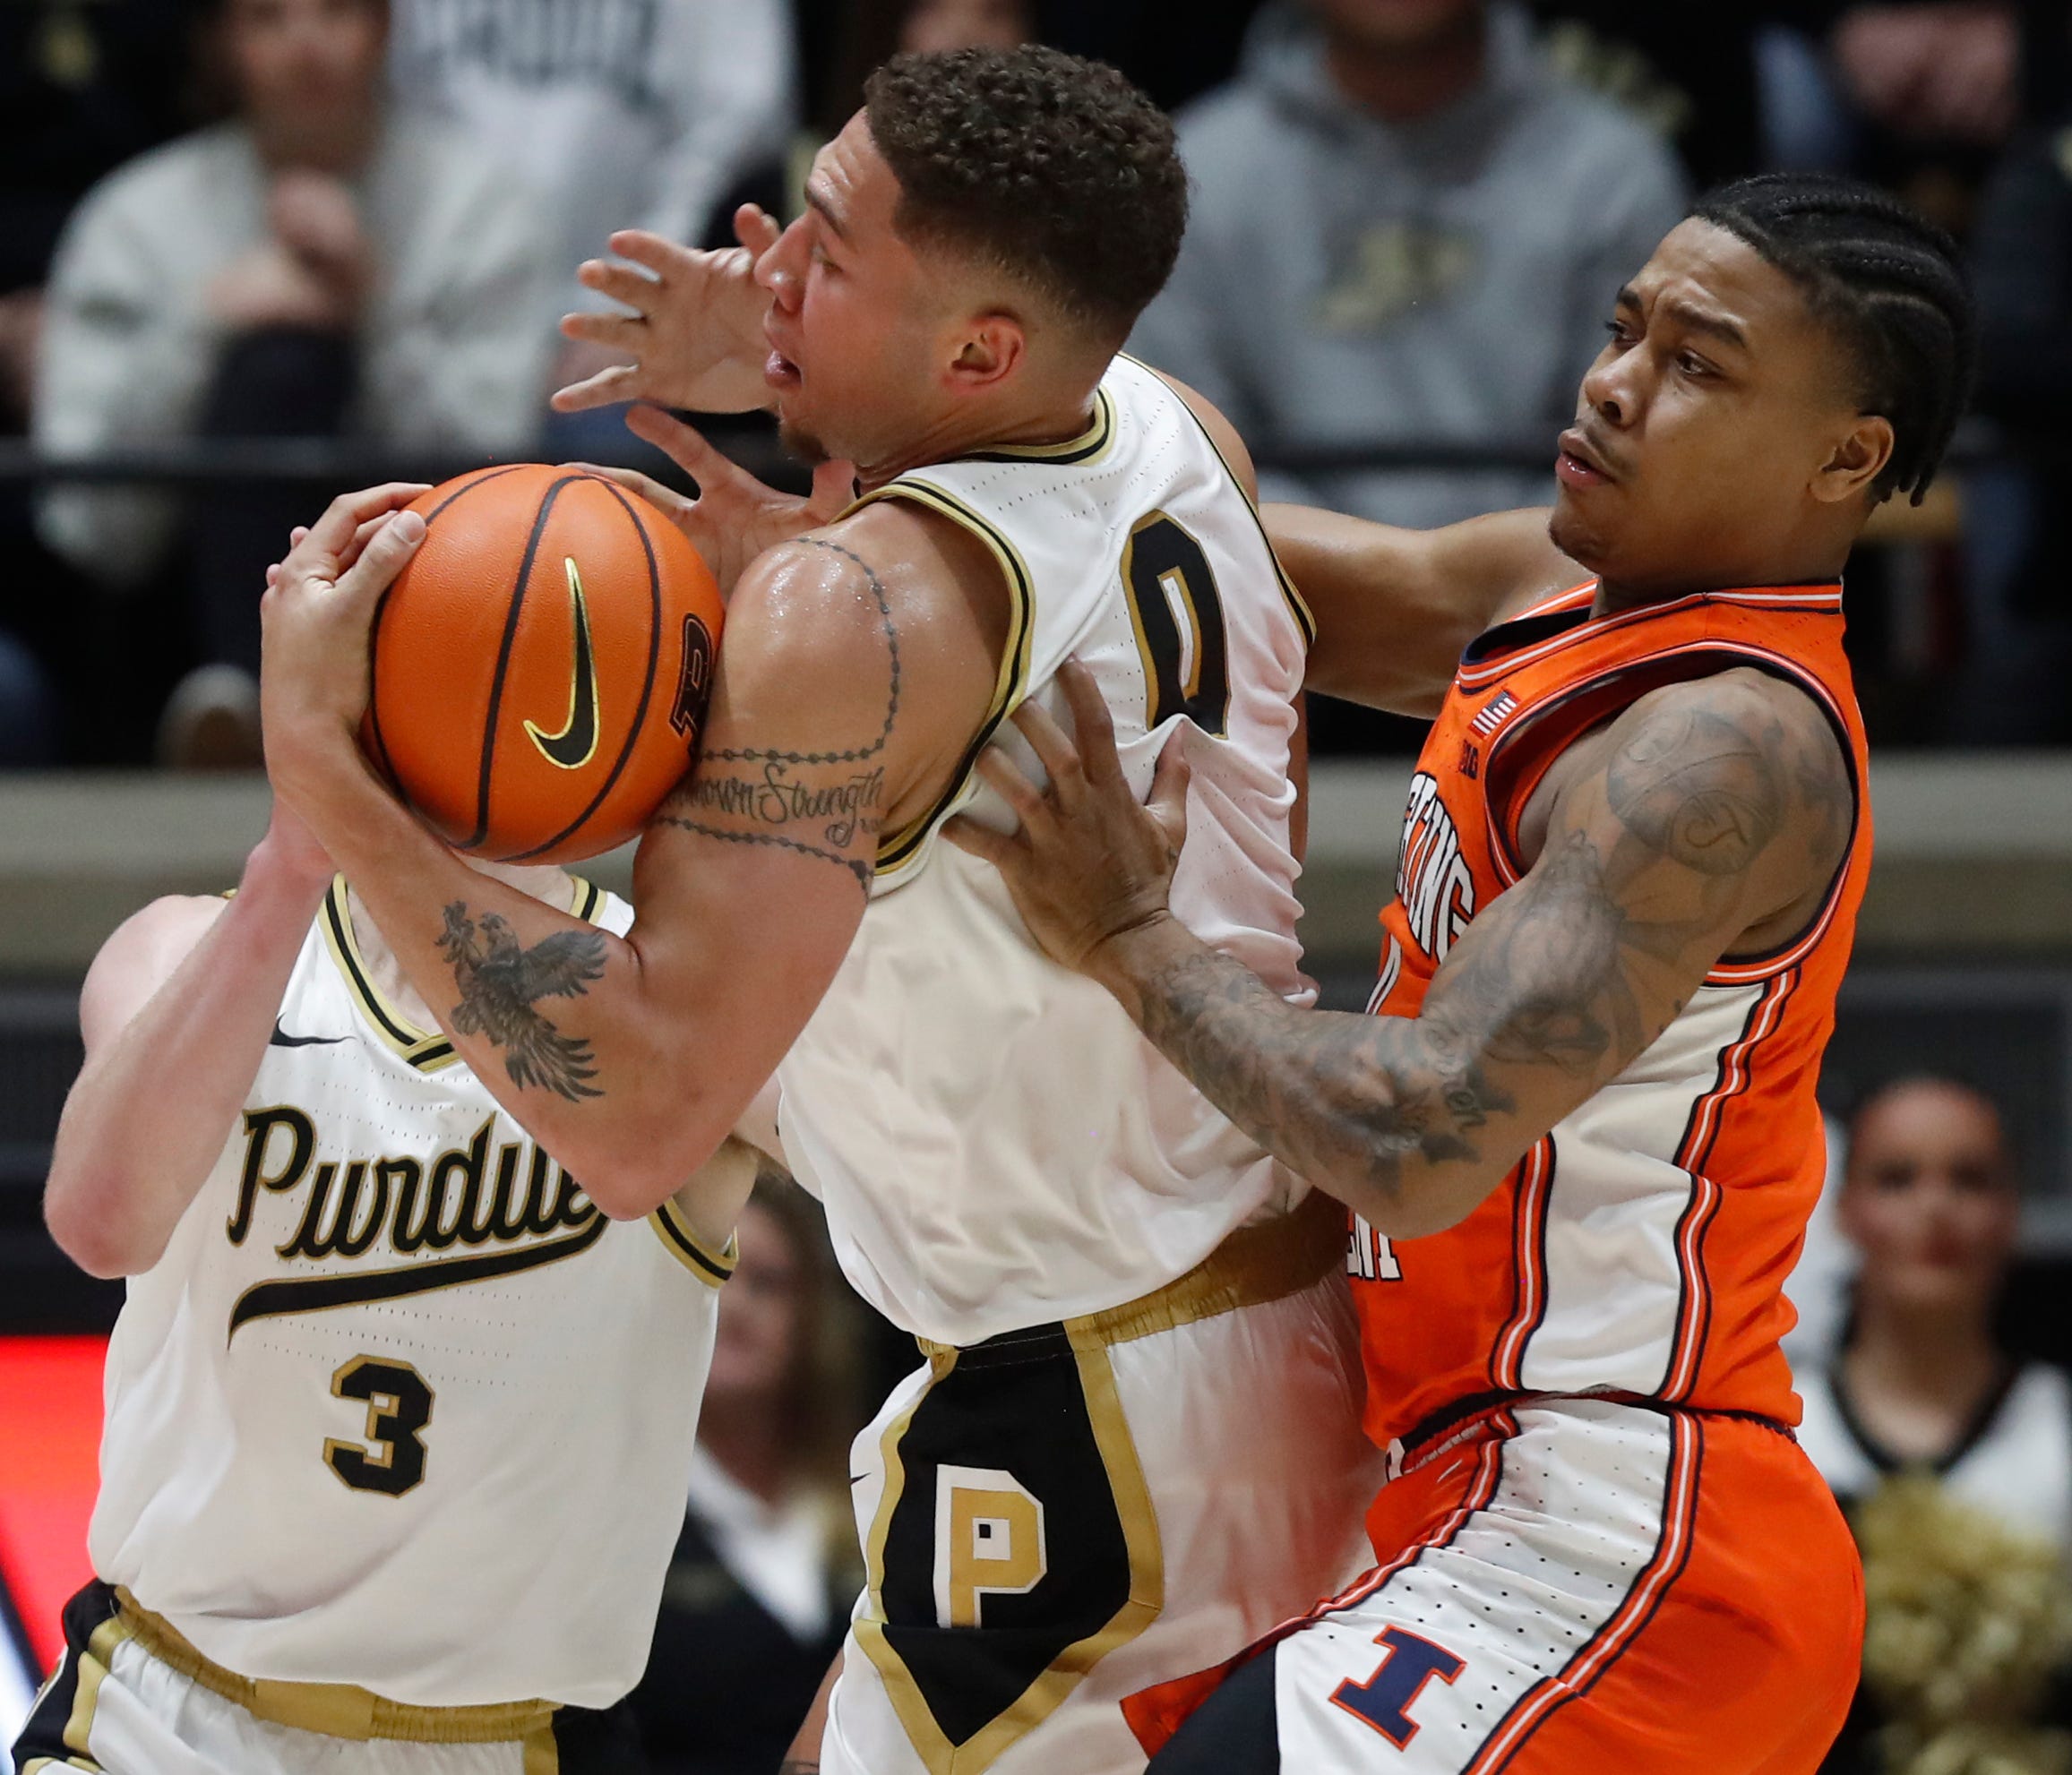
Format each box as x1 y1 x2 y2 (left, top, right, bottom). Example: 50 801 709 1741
1130 582 1868 1773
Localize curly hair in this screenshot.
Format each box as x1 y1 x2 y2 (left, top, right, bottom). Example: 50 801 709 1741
864 46 1187 343
1693 174 1976 507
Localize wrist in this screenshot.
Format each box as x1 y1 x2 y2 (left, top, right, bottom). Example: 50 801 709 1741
1084 909 1185 1002
241 827 337 907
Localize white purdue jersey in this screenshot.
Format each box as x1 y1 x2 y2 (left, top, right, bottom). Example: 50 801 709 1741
89 879 733 1710
777 354 1313 1346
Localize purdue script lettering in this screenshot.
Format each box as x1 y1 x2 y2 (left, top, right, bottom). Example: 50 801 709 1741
228 1105 596 1262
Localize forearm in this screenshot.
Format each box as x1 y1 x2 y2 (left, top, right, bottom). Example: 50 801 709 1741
46 849 328 1276
294 754 729 1209
781 1647 840 1775
1088 913 1517 1237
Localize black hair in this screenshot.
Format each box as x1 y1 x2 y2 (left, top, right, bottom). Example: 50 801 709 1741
1841 1072 2015 1177
864 46 1188 344
1692 173 1976 506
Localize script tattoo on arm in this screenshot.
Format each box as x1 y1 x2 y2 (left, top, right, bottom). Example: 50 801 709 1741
437 904 609 1102
653 538 901 892
1095 672 1849 1234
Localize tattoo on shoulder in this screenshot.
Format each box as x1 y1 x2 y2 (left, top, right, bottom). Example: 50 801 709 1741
1605 701 1786 877
653 537 900 894
438 903 607 1102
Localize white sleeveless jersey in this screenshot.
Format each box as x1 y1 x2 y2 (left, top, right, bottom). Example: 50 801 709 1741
776 355 1314 1346
89 879 734 1710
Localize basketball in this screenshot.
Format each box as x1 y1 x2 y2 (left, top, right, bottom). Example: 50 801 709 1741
363 464 724 865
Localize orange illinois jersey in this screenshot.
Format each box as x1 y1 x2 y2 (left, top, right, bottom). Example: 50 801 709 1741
1354 579 1871 1457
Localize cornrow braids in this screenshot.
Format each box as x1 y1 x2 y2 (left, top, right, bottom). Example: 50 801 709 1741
1693 173 1977 505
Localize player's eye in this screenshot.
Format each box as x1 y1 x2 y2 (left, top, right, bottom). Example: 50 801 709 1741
1603 318 1635 347
1676 350 1713 378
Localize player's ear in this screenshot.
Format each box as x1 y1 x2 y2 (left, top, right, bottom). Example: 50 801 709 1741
947 313 1026 392
1810 413 1894 506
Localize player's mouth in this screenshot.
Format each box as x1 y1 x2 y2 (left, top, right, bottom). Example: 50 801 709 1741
1556 429 1618 489
763 325 804 391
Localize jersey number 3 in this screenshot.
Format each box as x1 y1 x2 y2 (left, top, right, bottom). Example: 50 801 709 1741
324 1356 434 1496
1122 512 1230 736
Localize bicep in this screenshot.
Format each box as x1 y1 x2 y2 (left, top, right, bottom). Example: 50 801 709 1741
79 896 228 1055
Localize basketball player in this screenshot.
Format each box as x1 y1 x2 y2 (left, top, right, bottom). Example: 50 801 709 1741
950 175 1975 1772
14 763 755 1773
259 45 1380 1775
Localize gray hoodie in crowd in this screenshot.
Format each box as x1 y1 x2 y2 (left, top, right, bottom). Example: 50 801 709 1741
1130 1 1688 530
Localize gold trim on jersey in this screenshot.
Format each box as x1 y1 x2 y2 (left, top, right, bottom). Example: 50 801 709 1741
849 1342 1163 1775
844 482 1036 881
109 1590 559 1744
1121 353 1318 647
321 876 606 1072
648 1197 738 1289
963 385 1117 467
18 1613 125 1773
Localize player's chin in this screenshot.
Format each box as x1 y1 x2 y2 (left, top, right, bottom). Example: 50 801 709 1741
1547 488 1614 570
777 414 835 468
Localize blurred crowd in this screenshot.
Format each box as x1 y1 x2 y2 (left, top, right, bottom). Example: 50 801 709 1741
5 0 2072 767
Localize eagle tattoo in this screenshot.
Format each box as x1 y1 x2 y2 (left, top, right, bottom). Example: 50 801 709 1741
438 904 607 1102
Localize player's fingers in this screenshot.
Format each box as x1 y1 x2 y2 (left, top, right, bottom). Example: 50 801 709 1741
1009 700 1084 807
1148 733 1193 848
941 813 1014 868
604 229 700 279
626 405 734 485
290 526 310 546
265 562 282 588
572 260 661 313
335 509 426 603
1057 659 1123 786
550 363 640 414
974 748 1049 831
289 483 428 567
735 205 782 260
569 461 677 511
559 308 645 353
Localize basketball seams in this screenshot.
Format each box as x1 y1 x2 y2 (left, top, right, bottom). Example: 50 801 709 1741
502 478 671 864
465 474 583 853
366 465 531 805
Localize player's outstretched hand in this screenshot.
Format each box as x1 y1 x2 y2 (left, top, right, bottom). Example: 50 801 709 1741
573 404 855 597
944 660 1191 974
553 209 782 416
260 484 429 805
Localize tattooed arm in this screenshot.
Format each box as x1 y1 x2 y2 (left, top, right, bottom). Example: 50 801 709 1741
261 492 1003 1219
951 663 1852 1238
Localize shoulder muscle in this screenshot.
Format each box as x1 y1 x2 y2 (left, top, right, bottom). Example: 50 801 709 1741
81 895 232 1053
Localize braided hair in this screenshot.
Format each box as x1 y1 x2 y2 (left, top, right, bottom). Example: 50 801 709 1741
1692 174 1976 506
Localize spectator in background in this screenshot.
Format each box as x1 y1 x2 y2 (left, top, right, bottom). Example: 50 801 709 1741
629 1179 864 1775
1949 107 2072 743
389 0 796 421
1129 0 1686 534
1798 1076 2072 1771
35 0 555 767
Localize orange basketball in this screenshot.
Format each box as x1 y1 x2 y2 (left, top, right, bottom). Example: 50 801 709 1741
363 464 723 865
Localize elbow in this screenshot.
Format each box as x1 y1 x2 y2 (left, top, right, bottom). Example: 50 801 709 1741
43 1180 160 1279
564 1119 731 1223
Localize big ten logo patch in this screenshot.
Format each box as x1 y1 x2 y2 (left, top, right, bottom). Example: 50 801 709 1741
1348 1214 1401 1283
1395 773 1475 961
935 1466 1047 1629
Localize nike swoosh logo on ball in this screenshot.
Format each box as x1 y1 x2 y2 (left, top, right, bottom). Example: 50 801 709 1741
525 555 600 770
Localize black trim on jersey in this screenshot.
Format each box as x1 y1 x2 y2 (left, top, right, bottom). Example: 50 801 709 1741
11 1580 121 1773
849 483 1036 877
962 387 1116 466
651 1203 735 1285
322 882 458 1071
227 1213 607 1339
1827 1357 2025 1478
